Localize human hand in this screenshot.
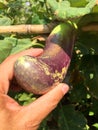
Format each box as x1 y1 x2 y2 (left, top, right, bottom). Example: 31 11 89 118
0 48 69 130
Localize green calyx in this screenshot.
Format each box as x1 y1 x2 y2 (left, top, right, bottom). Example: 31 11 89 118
50 21 77 36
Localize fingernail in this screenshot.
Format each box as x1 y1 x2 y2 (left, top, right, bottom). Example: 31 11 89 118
62 84 69 95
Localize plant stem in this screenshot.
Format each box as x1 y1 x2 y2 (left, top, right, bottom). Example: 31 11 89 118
0 23 57 34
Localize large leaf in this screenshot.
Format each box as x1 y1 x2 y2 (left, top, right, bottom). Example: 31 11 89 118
0 37 37 63
10 38 35 54
0 2 7 9
47 0 96 20
0 17 12 25
4 37 17 46
57 104 87 130
0 37 43 63
80 55 98 99
0 39 13 63
78 32 98 55
69 82 87 103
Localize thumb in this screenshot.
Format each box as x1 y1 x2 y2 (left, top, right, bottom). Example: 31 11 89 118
22 83 69 123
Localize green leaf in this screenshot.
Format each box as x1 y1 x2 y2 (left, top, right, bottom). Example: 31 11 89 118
78 32 98 55
92 123 98 129
14 92 36 105
0 39 13 63
92 5 98 13
0 2 7 9
80 55 98 99
58 104 87 130
0 17 12 25
18 93 32 101
91 98 98 116
38 118 50 130
47 0 96 20
29 14 47 24
4 37 17 45
10 38 34 54
0 37 43 60
69 82 87 103
68 0 87 7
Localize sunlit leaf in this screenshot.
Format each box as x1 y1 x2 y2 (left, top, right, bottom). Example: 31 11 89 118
10 38 34 54
0 39 13 63
18 93 32 101
47 0 96 20
0 2 7 9
0 17 12 25
68 0 87 7
92 123 98 129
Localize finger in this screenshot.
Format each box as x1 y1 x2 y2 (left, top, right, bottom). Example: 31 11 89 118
21 83 69 124
10 48 43 58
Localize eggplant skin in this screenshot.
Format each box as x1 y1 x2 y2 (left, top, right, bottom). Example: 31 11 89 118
14 22 77 95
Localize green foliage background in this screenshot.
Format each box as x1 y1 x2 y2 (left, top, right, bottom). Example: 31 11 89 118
0 0 98 129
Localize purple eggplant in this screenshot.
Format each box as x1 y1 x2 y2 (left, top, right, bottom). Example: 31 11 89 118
14 22 77 94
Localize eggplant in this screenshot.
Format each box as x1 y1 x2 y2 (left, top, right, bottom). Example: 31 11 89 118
14 22 77 94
